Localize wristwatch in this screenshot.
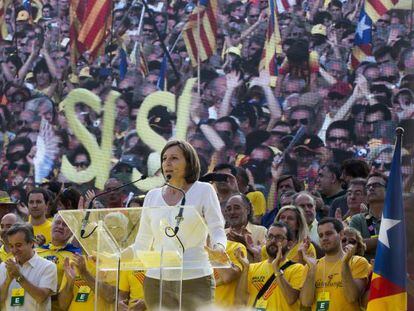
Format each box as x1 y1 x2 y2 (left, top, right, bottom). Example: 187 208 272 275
16 274 24 283
274 269 284 278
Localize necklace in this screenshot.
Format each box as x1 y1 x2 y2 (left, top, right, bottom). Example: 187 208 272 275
322 255 343 292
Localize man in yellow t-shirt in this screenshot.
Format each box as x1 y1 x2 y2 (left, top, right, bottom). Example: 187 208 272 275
214 240 247 307
0 213 20 263
27 188 53 245
300 217 370 311
119 269 146 310
37 214 81 289
235 222 305 310
58 253 116 311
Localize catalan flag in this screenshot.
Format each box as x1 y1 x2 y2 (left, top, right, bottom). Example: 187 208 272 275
350 6 374 70
182 0 218 67
69 0 87 64
138 44 149 77
259 0 282 77
77 0 112 61
365 0 399 23
367 128 407 311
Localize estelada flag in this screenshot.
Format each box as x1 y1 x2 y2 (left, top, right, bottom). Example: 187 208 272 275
367 128 407 311
365 0 399 23
259 0 282 77
350 6 374 70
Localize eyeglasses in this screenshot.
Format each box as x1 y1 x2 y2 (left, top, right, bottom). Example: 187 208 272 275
249 14 259 18
366 182 386 190
266 234 287 242
372 160 392 170
327 136 349 143
342 238 357 245
289 118 308 126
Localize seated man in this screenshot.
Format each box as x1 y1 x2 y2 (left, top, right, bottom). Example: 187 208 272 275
235 221 305 310
0 223 57 310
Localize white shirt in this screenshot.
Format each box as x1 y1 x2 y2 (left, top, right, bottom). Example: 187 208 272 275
0 253 57 311
134 181 226 280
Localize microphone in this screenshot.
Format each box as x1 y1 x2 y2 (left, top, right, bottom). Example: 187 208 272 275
80 174 148 239
164 174 186 236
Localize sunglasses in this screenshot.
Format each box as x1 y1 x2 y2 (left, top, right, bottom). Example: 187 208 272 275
74 161 89 168
249 14 260 18
327 136 349 143
289 118 308 126
372 160 391 170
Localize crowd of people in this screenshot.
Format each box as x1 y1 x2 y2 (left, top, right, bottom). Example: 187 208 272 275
0 0 413 310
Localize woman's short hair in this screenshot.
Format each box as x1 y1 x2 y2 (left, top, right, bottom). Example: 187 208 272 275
160 140 201 183
275 205 309 242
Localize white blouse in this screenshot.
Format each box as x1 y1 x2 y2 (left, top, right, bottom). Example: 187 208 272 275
134 181 227 280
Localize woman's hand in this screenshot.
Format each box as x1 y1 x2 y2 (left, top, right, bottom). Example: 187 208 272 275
204 244 230 265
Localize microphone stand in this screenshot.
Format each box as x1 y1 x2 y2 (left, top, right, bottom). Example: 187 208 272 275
164 175 186 239
80 175 147 239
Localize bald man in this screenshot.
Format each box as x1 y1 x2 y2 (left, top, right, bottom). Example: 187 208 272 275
0 213 21 262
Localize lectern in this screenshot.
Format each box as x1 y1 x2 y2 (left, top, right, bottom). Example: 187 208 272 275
59 206 229 310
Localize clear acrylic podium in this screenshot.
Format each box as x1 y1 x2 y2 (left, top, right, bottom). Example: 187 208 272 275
59 207 230 310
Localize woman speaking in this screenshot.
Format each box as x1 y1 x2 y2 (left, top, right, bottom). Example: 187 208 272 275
134 140 227 310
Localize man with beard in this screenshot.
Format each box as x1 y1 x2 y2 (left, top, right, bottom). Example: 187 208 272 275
300 218 370 310
235 222 305 310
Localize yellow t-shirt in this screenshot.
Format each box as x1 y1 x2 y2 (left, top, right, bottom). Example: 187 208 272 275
214 241 247 307
247 191 266 217
59 258 96 311
247 259 304 310
119 270 145 302
0 244 13 262
32 220 53 245
37 243 80 286
261 242 316 263
310 256 370 311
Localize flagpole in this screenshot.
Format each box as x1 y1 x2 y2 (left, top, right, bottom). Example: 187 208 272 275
141 0 180 79
197 2 201 97
410 0 414 31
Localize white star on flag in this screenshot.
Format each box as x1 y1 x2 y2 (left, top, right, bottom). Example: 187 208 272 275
356 15 370 39
378 217 400 248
